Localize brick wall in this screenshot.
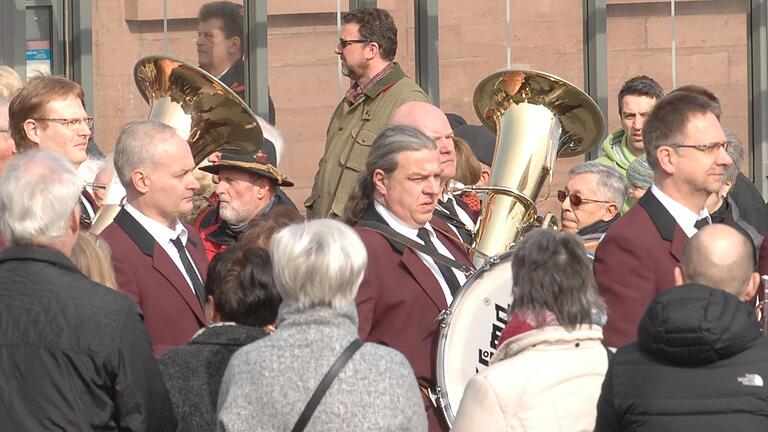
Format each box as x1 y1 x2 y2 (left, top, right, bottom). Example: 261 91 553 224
90 0 750 215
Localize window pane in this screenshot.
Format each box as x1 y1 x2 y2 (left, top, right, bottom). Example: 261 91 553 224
438 0 586 215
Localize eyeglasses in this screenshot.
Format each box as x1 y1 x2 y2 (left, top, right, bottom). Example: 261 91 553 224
338 38 371 48
34 117 94 130
88 182 108 190
667 141 730 153
557 189 611 207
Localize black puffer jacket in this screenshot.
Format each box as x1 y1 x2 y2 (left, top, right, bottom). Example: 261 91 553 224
595 283 768 431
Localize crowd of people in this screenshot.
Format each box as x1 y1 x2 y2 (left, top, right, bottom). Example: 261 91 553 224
2 2 768 432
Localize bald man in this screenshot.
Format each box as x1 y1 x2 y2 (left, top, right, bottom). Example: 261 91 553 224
389 101 476 244
596 224 768 431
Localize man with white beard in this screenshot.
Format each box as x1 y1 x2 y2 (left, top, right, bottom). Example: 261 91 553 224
199 139 298 259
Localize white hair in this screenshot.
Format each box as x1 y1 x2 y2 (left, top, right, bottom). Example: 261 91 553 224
0 150 82 245
568 161 628 207
78 155 107 184
113 120 177 188
270 219 368 311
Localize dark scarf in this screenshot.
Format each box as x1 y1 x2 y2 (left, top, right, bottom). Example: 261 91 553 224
577 213 620 236
205 220 248 246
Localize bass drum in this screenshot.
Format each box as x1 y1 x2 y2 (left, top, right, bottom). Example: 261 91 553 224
435 252 514 427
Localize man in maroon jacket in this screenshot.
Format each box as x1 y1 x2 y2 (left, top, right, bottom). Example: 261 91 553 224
594 91 732 348
102 120 209 356
345 125 472 432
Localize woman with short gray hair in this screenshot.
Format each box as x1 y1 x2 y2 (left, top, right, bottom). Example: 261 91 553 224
217 219 427 432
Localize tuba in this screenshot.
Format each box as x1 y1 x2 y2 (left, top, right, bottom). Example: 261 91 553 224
90 56 263 234
458 69 604 264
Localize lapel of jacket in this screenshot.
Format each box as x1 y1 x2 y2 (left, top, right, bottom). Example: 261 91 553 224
186 234 208 283
360 206 449 311
114 208 207 324
637 189 689 264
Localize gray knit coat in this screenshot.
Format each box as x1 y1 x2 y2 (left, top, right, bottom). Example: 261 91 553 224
217 301 427 432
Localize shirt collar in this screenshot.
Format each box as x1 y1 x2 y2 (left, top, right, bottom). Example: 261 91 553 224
123 203 187 245
650 185 710 237
373 200 435 240
345 62 395 106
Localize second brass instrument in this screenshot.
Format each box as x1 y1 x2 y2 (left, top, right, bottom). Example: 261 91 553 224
468 69 605 264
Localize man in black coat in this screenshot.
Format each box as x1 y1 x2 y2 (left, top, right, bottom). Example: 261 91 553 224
596 223 768 431
0 150 175 431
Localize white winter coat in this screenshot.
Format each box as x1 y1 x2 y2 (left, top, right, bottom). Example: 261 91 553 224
452 324 608 432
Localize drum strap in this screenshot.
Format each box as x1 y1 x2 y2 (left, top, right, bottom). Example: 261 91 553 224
360 221 474 275
291 338 364 432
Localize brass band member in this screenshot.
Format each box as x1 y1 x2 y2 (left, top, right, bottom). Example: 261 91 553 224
345 125 472 432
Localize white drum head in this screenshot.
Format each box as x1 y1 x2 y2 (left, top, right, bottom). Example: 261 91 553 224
436 254 513 427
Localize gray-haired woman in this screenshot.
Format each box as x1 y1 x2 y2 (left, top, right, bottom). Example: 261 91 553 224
452 229 609 432
217 219 427 432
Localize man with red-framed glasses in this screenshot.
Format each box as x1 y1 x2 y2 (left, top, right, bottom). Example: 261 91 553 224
593 90 733 349
558 161 626 236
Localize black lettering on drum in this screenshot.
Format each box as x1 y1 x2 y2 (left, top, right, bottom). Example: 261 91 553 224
476 302 511 372
490 303 509 350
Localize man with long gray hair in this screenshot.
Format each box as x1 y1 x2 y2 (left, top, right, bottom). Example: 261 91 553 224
345 125 472 431
0 150 175 430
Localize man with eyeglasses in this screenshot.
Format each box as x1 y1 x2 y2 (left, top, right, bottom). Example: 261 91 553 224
305 7 429 219
559 161 626 237
0 98 16 176
8 75 100 228
593 91 733 348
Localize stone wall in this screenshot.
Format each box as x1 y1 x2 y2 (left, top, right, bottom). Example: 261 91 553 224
90 0 750 214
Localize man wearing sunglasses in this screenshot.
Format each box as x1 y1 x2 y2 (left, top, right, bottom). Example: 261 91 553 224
8 75 100 228
593 91 733 348
559 162 627 236
305 7 429 219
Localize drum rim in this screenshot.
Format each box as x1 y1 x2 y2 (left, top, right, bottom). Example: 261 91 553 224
434 251 514 427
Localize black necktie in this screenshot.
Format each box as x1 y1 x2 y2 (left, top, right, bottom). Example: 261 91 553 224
439 198 473 244
694 217 710 230
416 228 461 296
171 236 205 306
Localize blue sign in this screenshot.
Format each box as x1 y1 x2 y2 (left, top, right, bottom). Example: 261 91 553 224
26 49 51 61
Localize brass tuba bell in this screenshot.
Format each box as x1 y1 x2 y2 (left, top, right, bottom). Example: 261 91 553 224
465 69 604 264
89 56 264 234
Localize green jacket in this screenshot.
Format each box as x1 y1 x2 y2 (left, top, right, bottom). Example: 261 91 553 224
595 128 640 212
305 64 430 218
595 128 637 176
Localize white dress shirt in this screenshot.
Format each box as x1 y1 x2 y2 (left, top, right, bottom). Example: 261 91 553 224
374 201 467 305
650 185 711 238
124 203 202 295
440 193 476 230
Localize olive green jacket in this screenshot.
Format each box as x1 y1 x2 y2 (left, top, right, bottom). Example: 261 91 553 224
305 64 429 218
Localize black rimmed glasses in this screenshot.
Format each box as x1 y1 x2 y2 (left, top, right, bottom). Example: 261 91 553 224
667 141 730 153
557 190 611 207
34 117 94 130
338 38 371 48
